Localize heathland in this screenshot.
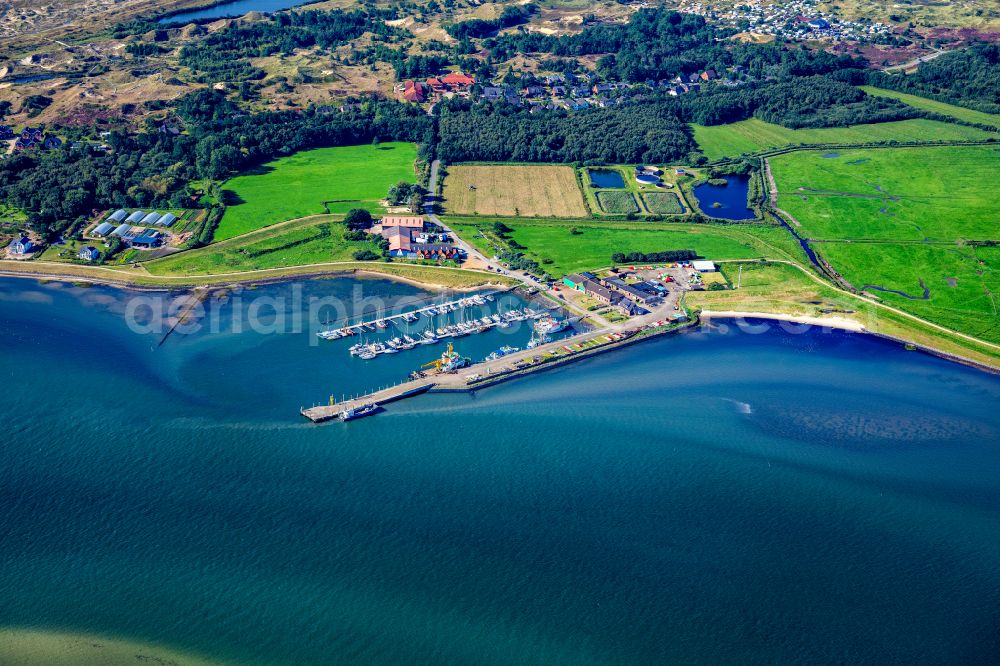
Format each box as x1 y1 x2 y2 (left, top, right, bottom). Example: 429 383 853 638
213 143 418 241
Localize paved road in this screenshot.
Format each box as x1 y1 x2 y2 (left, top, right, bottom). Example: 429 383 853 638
882 48 948 73
424 159 537 287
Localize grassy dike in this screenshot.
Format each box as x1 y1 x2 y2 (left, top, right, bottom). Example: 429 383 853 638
0 259 514 290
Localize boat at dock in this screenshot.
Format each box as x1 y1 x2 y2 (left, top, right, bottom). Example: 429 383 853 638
339 403 381 421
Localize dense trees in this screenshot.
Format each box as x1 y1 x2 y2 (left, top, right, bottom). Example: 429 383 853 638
867 43 1000 114
445 5 533 40
0 92 432 237
438 99 694 163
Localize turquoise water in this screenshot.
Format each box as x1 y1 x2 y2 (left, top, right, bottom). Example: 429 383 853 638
2 278 999 664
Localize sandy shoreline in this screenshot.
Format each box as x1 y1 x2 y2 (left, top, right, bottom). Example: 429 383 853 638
700 309 998 374
0 627 228 666
700 309 867 332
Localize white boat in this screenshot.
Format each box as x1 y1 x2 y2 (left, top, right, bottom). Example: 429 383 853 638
534 317 569 335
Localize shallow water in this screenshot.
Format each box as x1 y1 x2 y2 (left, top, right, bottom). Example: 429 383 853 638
2 278 999 664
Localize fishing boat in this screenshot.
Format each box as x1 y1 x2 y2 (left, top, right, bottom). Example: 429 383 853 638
339 403 381 421
534 317 569 335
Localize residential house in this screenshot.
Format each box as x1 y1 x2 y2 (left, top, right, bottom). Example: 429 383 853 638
402 80 427 103
78 246 101 262
481 86 504 101
8 236 34 255
414 244 459 261
440 72 474 89
700 69 717 81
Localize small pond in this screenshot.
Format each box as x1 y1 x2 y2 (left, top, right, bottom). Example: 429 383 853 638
160 0 316 23
692 174 755 221
588 169 626 189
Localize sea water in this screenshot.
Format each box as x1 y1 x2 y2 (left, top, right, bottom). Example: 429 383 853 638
2 278 998 664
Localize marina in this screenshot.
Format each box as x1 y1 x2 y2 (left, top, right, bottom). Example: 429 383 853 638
316 291 507 341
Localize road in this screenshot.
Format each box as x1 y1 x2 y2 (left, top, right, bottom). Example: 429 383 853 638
424 159 537 287
882 48 948 73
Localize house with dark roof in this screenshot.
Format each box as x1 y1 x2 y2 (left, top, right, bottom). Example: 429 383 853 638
700 69 717 81
8 236 35 255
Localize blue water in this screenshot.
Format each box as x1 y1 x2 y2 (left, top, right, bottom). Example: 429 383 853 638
588 169 626 189
160 0 316 23
2 277 1000 664
693 174 755 220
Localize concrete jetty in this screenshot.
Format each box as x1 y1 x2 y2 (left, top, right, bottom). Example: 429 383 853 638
301 383 434 422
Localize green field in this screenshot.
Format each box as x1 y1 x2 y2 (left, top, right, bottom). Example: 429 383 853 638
770 146 999 241
146 216 378 275
816 241 998 343
861 87 1000 130
213 143 418 241
595 190 639 214
770 145 1000 342
449 219 806 276
641 191 685 214
691 118 993 160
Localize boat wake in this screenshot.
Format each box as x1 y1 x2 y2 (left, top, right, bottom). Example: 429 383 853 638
722 398 753 415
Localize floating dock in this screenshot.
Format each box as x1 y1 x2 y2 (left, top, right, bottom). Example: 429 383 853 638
318 290 506 338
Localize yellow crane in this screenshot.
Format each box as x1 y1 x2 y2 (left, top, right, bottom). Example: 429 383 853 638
422 342 456 373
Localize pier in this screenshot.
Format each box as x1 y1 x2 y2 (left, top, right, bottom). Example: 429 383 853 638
301 383 434 422
301 301 693 423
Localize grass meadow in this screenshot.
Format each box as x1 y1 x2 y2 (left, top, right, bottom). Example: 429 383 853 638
146 216 378 275
448 219 806 276
770 146 999 241
641 191 686 214
770 145 1000 342
213 143 418 241
861 86 1000 130
441 165 588 217
691 118 992 160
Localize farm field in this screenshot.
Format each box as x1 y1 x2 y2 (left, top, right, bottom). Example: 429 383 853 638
861 86 1000 130
213 143 418 241
691 118 993 160
815 241 999 344
770 146 1000 241
596 190 639 214
642 191 685 214
449 219 806 276
441 165 588 217
146 216 378 276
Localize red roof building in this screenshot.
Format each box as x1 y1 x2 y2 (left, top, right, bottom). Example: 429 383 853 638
440 72 475 88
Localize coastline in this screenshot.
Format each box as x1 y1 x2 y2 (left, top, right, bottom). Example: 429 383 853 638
0 627 229 666
700 309 999 374
0 260 515 293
